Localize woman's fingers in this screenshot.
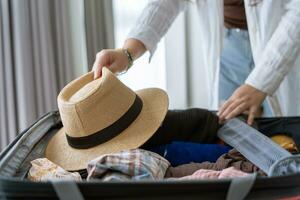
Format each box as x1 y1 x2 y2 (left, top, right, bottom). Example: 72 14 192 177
92 49 130 79
218 99 233 118
92 51 108 79
247 106 258 125
93 64 102 79
219 99 244 120
218 84 267 124
225 102 248 120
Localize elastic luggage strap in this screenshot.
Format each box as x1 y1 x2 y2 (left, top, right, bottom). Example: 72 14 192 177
51 180 84 200
269 155 300 176
218 118 300 176
227 173 257 200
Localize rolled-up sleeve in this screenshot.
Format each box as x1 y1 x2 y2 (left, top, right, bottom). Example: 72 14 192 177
246 0 300 95
127 0 188 61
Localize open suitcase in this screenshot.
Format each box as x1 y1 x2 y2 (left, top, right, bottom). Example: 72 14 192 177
1 111 300 200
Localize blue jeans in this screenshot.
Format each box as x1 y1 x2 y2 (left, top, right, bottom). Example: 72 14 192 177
219 28 273 117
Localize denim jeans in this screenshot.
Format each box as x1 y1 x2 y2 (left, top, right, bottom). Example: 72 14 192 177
219 28 273 116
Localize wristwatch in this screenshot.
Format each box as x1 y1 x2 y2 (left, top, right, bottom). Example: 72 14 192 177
122 48 134 71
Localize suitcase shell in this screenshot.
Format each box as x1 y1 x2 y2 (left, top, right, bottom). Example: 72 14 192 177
1 111 300 200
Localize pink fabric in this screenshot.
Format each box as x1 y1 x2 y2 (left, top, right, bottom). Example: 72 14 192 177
218 167 250 178
188 169 220 179
179 167 249 180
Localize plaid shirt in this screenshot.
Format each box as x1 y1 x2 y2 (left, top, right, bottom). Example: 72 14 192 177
87 149 170 181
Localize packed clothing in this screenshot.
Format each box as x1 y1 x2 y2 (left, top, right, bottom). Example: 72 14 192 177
86 149 170 181
175 167 249 180
27 109 300 182
271 135 299 153
28 158 82 182
147 141 231 166
165 149 266 178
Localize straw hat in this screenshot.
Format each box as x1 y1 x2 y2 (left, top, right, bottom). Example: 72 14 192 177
45 67 168 171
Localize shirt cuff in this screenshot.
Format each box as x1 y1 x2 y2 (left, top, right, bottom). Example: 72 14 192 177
127 25 161 62
245 64 285 96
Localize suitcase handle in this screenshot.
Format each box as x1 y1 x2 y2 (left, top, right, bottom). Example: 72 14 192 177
226 173 257 200
51 180 84 200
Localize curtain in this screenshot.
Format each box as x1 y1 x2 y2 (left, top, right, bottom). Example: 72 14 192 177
0 0 113 151
84 0 115 68
164 4 212 109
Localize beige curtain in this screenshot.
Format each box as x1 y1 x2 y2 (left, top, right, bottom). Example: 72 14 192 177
0 0 113 151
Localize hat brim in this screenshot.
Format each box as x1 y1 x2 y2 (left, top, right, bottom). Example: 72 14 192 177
45 88 168 171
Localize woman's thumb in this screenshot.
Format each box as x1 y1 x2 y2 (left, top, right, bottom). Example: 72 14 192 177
93 65 102 79
109 62 124 74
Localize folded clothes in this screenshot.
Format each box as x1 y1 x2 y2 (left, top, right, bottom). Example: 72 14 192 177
147 142 231 166
142 108 220 149
271 134 299 153
87 149 170 181
176 167 249 180
165 149 266 178
28 158 82 181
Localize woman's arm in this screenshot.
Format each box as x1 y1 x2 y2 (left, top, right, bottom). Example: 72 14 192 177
92 0 189 79
245 0 300 95
219 0 300 124
122 38 147 61
127 0 188 61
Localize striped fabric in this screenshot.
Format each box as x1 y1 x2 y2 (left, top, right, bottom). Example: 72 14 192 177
87 149 170 181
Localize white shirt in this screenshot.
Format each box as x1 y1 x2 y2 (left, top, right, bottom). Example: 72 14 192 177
128 0 300 116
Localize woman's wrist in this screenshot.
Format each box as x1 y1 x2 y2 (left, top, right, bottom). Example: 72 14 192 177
123 38 147 60
118 48 134 72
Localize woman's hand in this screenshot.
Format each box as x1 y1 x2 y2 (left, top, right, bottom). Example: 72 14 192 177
218 84 267 125
92 39 147 79
92 49 129 79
